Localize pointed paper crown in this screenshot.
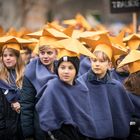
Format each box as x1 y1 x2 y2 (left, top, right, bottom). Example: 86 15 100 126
118 50 140 74
123 33 140 50
49 38 96 59
62 13 92 30
0 36 36 52
81 33 127 61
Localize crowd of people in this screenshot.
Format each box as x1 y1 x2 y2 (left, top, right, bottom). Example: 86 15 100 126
0 14 140 140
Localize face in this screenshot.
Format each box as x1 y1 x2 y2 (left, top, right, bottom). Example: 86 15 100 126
39 46 57 67
21 52 31 64
90 52 111 79
58 61 76 85
116 59 129 73
2 48 17 69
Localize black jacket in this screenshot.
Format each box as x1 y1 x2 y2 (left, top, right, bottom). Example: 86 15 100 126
0 88 20 140
20 76 45 140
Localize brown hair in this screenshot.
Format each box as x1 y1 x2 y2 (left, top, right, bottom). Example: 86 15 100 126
0 48 25 89
93 51 111 62
124 71 140 95
38 45 48 51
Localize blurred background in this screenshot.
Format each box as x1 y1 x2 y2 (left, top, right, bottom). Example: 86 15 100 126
0 0 139 32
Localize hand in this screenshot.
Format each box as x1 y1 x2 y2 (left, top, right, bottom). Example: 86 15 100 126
11 102 20 113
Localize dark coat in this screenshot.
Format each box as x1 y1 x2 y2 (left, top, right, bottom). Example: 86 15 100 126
20 58 56 140
20 76 46 140
0 88 20 140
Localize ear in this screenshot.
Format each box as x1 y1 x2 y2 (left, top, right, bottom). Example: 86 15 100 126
108 61 112 70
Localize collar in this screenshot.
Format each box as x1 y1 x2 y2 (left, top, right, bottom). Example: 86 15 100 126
87 69 115 84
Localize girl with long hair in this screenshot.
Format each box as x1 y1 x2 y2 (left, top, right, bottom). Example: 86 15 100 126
0 44 24 140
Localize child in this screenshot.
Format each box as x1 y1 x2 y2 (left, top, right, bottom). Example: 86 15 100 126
0 36 32 140
20 36 57 140
118 50 140 140
36 46 98 140
78 34 136 139
111 54 129 83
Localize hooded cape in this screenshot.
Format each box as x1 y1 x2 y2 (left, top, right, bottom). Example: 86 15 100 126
110 69 129 83
79 57 91 76
78 69 135 138
36 78 97 138
0 69 20 103
25 57 57 93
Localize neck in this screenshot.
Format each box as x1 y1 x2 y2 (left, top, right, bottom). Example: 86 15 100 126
46 63 53 72
96 73 106 79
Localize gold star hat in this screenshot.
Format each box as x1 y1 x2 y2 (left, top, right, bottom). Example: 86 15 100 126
62 13 92 31
26 28 69 39
80 33 127 61
123 33 140 50
117 50 140 74
26 27 70 54
49 37 96 59
0 35 36 52
0 26 5 37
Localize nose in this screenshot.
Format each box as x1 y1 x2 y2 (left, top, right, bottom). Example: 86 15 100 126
94 60 100 66
5 56 10 60
64 68 69 73
43 53 50 59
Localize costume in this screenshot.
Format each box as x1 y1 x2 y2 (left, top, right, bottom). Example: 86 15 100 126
20 58 57 140
78 69 135 139
110 69 129 83
36 78 97 139
79 57 91 76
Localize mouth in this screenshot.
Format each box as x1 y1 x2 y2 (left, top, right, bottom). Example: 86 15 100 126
43 60 50 63
5 62 12 65
94 68 100 71
62 76 70 79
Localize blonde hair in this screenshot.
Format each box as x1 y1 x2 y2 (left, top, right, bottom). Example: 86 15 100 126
93 51 111 62
0 47 25 89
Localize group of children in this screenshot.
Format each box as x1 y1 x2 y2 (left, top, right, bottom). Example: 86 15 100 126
0 21 140 140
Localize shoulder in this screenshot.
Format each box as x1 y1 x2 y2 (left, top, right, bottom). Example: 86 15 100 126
111 78 123 86
25 58 39 69
25 58 39 75
77 72 89 87
36 77 59 98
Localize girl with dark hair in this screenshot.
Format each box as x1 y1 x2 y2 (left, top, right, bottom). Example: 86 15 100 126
36 49 97 140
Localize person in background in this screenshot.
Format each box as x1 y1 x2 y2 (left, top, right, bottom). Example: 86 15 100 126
117 50 140 140
110 54 129 83
78 56 91 76
36 49 97 140
20 36 57 140
0 36 30 140
20 47 32 65
78 34 137 140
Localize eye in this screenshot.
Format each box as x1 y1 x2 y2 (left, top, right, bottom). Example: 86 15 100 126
100 59 105 62
68 66 75 70
40 51 45 55
59 66 65 70
9 54 14 57
91 58 97 62
46 51 53 55
3 54 7 57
